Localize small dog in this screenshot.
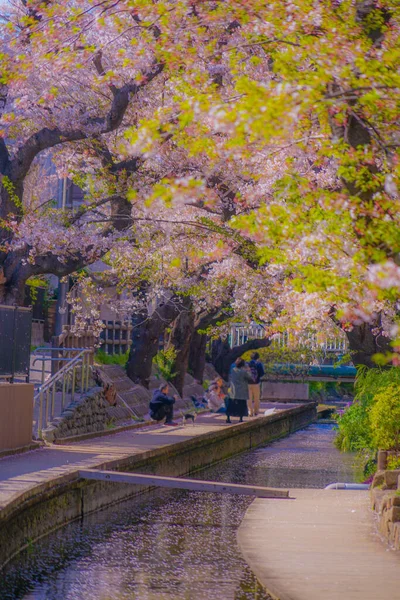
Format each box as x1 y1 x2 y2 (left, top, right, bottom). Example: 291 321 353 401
181 412 197 427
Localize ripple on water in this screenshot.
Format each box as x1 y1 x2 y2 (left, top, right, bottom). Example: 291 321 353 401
1 424 354 600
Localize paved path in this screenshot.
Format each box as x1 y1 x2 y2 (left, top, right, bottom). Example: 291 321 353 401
0 404 291 515
238 488 400 600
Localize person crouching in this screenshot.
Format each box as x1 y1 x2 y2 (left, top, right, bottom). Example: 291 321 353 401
149 384 178 426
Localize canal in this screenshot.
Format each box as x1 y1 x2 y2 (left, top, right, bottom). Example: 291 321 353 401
1 423 355 600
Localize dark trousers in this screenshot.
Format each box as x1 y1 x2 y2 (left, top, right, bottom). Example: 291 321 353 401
226 398 248 419
150 404 174 423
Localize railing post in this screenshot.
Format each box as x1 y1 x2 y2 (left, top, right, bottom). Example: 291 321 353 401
62 372 67 411
82 355 85 391
81 353 85 393
46 388 50 429
41 351 46 385
86 352 90 390
71 366 76 402
51 382 56 420
38 389 44 439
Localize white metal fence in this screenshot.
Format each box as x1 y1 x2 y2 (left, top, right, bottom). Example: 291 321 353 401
228 324 348 353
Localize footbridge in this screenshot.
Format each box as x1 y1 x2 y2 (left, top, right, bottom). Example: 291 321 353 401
264 364 357 383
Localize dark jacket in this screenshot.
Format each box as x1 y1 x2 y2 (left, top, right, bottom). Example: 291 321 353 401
229 367 253 400
248 359 265 384
149 389 175 411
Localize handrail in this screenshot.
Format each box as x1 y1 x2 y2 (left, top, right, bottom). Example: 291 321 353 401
35 351 87 394
33 347 92 353
32 346 93 385
34 349 93 438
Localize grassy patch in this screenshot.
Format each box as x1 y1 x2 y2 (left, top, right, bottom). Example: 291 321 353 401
95 350 129 367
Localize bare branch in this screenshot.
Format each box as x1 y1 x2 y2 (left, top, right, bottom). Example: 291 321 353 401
68 195 121 225
93 50 118 96
10 61 164 184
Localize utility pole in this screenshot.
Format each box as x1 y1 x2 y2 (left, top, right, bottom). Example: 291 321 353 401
55 178 68 335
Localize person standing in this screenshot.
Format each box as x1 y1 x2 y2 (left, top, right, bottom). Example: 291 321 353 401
247 352 265 416
226 358 253 424
149 384 179 426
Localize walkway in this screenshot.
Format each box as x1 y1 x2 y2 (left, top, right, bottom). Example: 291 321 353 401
0 403 293 517
238 488 400 600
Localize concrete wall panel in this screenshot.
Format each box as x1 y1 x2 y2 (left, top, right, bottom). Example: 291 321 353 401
0 384 34 451
262 382 309 401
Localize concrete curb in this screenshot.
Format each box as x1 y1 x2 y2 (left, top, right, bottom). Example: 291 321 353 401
0 441 44 460
52 419 152 444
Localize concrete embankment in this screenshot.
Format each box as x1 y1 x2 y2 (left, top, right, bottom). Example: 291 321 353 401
238 488 400 600
0 403 316 570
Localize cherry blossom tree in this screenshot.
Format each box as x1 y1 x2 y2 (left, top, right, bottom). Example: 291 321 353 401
0 0 167 303
153 0 400 365
2 0 399 375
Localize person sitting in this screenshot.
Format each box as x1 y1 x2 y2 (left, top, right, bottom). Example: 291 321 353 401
206 377 227 413
191 394 208 409
149 384 178 426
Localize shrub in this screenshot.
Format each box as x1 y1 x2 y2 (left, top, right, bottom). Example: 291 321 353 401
387 455 400 470
335 367 400 453
95 350 129 367
309 381 325 399
334 394 374 452
370 385 400 453
310 381 354 401
153 347 177 381
354 365 400 402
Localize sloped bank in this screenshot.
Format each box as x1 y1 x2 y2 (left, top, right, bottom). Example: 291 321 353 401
0 403 316 570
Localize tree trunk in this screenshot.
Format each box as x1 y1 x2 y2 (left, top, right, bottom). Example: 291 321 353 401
126 298 181 387
187 306 231 383
167 300 195 396
344 321 392 368
0 266 28 306
188 331 208 382
211 336 271 380
330 308 393 368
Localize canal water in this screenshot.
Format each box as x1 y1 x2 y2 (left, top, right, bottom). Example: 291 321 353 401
1 424 355 600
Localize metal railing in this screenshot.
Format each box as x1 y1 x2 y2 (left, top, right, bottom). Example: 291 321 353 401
228 324 265 347
227 324 348 353
270 331 348 353
32 346 92 385
34 348 93 438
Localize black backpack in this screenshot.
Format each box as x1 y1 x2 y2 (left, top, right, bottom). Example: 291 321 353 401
249 361 258 384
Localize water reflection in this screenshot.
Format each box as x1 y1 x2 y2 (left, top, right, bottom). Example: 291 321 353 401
2 424 353 600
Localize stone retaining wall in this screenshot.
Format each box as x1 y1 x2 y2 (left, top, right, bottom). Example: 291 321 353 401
261 381 310 402
371 469 400 548
42 387 110 442
0 403 316 570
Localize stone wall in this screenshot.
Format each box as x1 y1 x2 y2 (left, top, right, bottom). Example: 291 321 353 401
371 469 400 549
93 365 194 421
42 387 110 442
